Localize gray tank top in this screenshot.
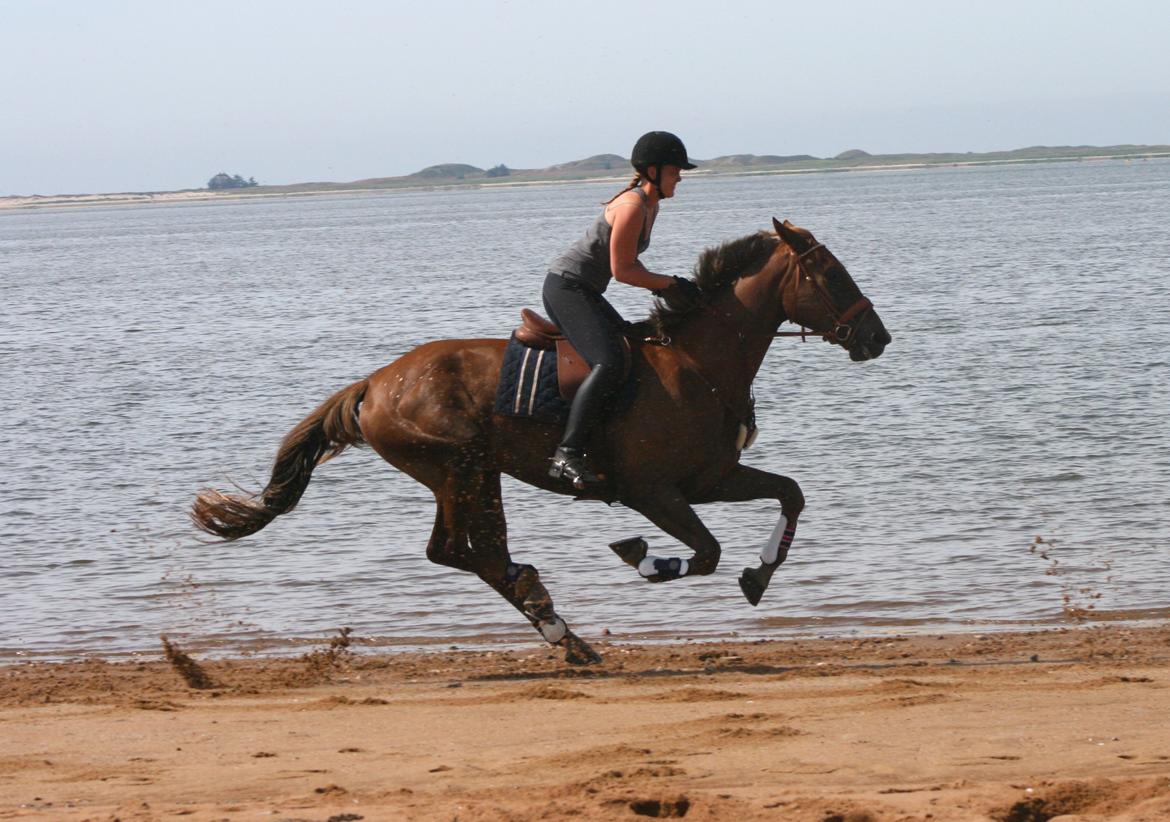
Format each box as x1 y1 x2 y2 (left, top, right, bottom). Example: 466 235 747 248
549 188 652 294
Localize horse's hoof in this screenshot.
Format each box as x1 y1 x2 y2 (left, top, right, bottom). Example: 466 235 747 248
561 633 603 666
738 567 767 606
609 536 648 567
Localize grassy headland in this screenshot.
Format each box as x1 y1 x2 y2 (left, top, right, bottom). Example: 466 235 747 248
4 144 1168 210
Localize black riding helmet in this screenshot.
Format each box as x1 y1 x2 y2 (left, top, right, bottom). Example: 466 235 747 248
631 131 698 176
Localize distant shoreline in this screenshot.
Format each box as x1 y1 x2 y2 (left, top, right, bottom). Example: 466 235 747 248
3 145 1168 211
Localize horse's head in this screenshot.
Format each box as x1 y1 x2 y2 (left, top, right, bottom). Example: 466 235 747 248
772 218 891 362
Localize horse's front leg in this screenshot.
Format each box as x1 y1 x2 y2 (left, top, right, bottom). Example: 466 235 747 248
612 486 721 582
691 465 805 606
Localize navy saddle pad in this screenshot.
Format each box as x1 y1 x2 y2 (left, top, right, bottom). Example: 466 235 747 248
493 335 569 422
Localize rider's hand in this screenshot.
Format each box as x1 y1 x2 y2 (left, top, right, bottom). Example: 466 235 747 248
655 276 704 311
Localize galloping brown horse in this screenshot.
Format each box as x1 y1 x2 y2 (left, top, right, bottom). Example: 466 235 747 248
192 219 890 664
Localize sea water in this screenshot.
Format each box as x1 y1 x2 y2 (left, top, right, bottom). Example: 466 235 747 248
2 158 1168 660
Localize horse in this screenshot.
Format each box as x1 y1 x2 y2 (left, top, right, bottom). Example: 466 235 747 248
192 218 891 665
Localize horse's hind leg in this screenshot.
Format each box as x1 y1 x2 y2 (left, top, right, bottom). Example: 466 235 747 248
427 472 601 665
691 465 805 606
469 474 602 665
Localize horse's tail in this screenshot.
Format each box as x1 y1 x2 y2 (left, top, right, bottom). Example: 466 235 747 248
191 378 369 541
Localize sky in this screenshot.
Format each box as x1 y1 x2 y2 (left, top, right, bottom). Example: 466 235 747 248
2 0 1168 195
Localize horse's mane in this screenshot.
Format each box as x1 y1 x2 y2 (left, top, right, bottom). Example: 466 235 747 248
649 231 780 333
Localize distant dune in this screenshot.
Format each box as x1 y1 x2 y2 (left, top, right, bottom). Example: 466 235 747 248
205 142 1170 197
542 153 628 174
702 153 819 168
407 163 485 180
4 144 1169 208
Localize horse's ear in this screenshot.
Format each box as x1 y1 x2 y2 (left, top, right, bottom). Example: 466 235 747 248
773 217 809 252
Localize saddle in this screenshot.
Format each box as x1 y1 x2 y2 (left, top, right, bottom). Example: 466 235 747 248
514 309 631 400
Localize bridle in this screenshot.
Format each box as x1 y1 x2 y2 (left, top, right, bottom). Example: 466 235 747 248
774 241 873 347
663 236 873 434
679 237 872 351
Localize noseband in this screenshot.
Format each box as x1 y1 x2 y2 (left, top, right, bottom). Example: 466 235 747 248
775 242 873 347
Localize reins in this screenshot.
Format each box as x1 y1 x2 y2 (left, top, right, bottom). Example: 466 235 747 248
684 239 868 347
653 233 872 431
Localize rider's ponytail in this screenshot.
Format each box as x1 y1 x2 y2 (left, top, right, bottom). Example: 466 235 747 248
604 175 642 204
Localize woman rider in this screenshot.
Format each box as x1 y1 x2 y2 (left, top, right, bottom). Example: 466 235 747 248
544 131 703 489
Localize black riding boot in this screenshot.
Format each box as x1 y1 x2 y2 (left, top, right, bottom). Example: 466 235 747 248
548 362 617 489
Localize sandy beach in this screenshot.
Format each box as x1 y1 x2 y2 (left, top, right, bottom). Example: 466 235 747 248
2 624 1168 821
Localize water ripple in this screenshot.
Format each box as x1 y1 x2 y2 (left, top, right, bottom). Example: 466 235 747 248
3 159 1170 660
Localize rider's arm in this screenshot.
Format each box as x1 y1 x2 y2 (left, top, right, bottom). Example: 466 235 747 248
609 201 675 291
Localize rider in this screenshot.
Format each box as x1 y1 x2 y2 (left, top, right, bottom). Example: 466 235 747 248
544 131 704 489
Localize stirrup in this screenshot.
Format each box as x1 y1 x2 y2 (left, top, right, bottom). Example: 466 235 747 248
548 447 600 490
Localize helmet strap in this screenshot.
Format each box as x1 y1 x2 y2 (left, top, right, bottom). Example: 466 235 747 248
645 165 663 198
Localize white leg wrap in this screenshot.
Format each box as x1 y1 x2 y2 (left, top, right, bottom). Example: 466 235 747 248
760 513 794 565
637 555 689 579
537 617 567 644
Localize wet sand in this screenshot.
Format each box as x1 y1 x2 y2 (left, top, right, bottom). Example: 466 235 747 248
2 624 1169 821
